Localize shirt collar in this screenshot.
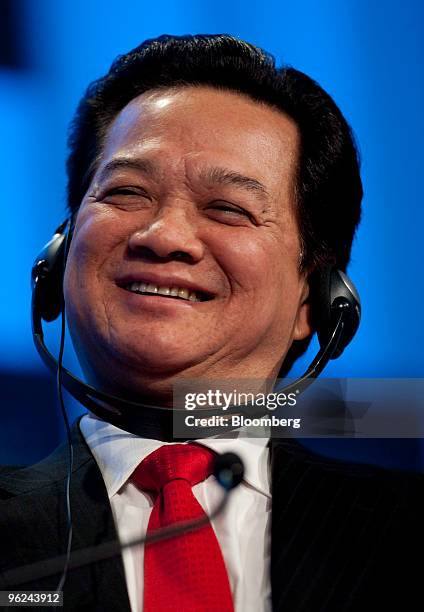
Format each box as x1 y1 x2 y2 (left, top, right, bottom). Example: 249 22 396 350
79 413 270 499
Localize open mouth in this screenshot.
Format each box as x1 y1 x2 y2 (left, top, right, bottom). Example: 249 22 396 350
124 282 213 303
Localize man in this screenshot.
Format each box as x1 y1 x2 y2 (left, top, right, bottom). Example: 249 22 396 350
1 34 423 611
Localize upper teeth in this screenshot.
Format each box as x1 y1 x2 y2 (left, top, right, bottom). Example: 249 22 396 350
127 282 201 302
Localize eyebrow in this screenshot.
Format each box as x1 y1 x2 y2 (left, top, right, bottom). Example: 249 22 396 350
198 166 270 201
96 158 157 184
96 157 270 201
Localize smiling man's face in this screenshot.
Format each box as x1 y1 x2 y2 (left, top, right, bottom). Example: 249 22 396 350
64 86 312 401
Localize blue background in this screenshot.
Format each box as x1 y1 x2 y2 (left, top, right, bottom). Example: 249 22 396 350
1 0 423 467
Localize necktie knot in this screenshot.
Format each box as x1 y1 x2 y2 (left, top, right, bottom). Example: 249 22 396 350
131 443 215 494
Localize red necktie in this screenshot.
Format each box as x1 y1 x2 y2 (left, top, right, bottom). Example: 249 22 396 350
131 443 235 612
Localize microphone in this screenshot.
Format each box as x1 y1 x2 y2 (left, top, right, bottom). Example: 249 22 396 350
214 451 245 489
0 452 244 587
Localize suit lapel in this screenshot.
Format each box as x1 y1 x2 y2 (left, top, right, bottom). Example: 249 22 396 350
0 419 131 612
67 421 132 611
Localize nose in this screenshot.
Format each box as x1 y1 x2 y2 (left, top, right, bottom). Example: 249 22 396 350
127 204 205 263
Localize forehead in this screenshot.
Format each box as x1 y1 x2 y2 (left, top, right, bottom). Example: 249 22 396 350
99 86 299 200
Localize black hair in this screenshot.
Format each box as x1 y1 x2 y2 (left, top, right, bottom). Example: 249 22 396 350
66 33 362 275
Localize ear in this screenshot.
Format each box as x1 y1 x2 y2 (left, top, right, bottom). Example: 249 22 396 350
293 278 313 341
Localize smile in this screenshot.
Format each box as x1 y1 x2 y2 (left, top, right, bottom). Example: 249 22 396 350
125 282 212 302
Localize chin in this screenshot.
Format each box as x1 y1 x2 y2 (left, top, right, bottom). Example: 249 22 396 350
89 359 197 406
108 326 217 369
102 343 202 381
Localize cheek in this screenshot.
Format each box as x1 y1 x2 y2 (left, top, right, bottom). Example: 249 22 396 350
214 230 302 337
65 207 129 286
63 219 117 322
63 250 99 338
216 230 298 299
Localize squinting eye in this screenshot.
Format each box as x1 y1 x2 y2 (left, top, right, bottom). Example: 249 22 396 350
111 188 136 195
105 188 149 198
210 203 250 216
98 187 153 209
205 202 256 225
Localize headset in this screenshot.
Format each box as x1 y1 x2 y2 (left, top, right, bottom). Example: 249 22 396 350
30 215 361 590
31 215 361 438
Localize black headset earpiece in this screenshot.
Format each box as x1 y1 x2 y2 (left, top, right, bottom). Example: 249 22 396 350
31 218 73 322
311 266 361 359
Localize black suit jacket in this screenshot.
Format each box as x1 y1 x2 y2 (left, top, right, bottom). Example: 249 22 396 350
1 419 423 611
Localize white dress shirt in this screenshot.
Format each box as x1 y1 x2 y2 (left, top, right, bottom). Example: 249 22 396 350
80 413 271 612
